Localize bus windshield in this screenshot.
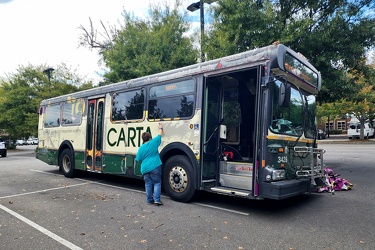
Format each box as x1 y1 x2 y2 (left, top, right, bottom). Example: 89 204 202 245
304 94 317 139
270 80 303 136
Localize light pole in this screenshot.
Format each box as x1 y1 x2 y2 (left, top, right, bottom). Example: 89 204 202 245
43 68 54 83
187 0 218 62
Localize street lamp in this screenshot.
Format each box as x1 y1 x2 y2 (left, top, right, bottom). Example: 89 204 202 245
43 68 54 83
187 0 218 62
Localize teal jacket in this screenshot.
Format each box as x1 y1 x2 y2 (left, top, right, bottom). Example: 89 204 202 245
135 135 162 175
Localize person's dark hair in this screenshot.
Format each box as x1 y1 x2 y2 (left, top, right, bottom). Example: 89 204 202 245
142 132 152 143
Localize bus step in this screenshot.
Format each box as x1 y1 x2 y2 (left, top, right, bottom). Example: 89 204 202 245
210 187 251 197
202 179 216 183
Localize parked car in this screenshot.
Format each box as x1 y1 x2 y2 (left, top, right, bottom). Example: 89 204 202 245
26 138 38 145
26 138 34 145
347 122 374 139
16 139 26 146
318 129 327 140
0 138 7 157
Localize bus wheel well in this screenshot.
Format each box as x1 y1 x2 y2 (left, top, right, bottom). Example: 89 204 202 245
160 142 197 170
59 144 71 157
161 148 188 163
58 141 74 172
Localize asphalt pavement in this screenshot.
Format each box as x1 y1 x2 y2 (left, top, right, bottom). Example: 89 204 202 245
1 140 375 249
318 134 375 143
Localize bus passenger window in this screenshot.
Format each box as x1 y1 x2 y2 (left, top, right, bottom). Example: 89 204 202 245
112 89 144 121
61 99 83 126
44 104 61 128
148 79 195 120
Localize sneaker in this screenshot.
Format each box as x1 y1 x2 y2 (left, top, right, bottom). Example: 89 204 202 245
154 201 163 206
147 200 154 205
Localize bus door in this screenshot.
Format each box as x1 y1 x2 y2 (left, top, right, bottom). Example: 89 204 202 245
86 98 105 172
202 69 258 196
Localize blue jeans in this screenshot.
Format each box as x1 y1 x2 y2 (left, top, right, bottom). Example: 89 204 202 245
143 166 162 203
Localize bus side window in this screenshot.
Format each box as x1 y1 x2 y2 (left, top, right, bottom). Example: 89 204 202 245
148 79 195 120
112 89 144 121
44 104 61 128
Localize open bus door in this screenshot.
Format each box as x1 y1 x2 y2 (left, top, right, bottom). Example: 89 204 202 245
86 98 105 172
202 68 259 197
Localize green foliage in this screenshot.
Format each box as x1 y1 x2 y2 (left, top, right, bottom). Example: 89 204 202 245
328 129 343 135
318 63 375 139
338 67 375 125
206 0 279 59
80 1 198 84
206 0 375 104
0 64 93 138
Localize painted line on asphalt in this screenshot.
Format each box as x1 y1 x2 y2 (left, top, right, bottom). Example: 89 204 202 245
0 204 83 250
30 169 249 216
91 181 146 194
194 202 250 216
30 169 146 195
0 183 88 200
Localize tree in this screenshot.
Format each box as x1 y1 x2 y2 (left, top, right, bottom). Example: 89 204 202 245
317 102 343 136
79 1 198 84
337 67 375 139
206 0 375 103
205 0 279 59
0 64 93 139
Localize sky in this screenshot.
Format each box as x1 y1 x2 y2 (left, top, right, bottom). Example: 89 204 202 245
0 0 200 84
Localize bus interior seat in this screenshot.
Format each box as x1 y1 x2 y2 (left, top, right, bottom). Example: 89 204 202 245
224 126 240 145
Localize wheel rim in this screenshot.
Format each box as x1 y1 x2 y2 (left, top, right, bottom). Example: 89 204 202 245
62 155 71 173
168 166 188 193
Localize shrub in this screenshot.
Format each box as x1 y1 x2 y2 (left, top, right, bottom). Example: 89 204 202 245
327 129 343 135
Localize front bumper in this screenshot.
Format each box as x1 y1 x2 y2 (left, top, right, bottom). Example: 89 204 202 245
259 179 310 200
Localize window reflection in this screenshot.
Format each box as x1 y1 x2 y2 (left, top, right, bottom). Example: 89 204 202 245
270 81 303 136
148 79 195 120
112 89 144 121
44 105 60 127
62 99 83 126
304 94 317 138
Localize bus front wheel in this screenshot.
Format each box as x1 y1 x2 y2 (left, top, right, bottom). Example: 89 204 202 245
163 156 196 203
60 149 75 178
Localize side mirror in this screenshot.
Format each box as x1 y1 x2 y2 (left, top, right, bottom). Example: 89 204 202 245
219 125 227 139
279 83 291 107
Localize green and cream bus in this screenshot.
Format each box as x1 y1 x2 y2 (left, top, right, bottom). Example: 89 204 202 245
36 43 325 202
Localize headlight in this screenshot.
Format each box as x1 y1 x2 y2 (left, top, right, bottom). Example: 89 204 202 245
272 169 285 181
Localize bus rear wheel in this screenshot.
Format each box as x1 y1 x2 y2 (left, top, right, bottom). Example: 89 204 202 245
60 148 75 178
163 156 196 203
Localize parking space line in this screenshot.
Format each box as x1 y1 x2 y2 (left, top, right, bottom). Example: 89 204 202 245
30 169 146 195
0 204 83 250
194 202 250 216
0 183 88 200
29 169 249 216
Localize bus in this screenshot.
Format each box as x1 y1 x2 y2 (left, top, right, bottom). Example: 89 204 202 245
36 43 325 202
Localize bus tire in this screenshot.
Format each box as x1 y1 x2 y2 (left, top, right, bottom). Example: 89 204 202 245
60 148 75 178
163 155 196 203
